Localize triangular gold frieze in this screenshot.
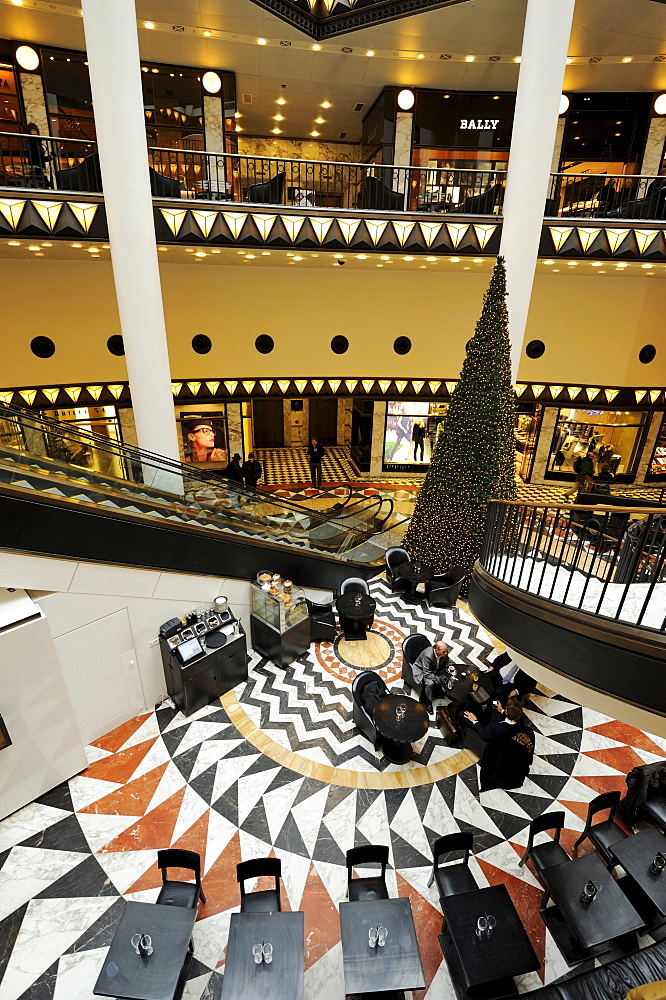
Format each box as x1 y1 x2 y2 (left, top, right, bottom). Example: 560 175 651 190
205 381 220 396
445 381 457 394
311 380 324 393
64 386 82 402
67 202 98 232
41 388 61 404
419 222 442 247
650 389 661 404
31 200 63 231
337 219 363 244
361 380 375 393
250 214 277 240
531 384 546 397
0 198 26 228
395 381 408 393
549 386 564 398
107 384 125 399
473 225 496 249
566 386 582 399
186 382 202 395
446 223 469 248
514 384 528 396
222 213 248 239
585 387 601 401
224 381 238 394
19 389 37 405
328 379 341 393
191 211 217 238
365 221 388 245
378 380 391 393
171 382 182 396
294 380 308 393
428 381 441 394
260 380 273 394
280 216 307 242
241 380 255 394
635 390 648 403
577 229 601 253
86 385 103 401
345 379 357 393
604 388 620 402
0 390 15 405
549 227 574 251
634 229 660 255
392 221 416 246
277 380 291 393
605 229 631 254
411 380 425 394
160 209 188 236
308 218 335 243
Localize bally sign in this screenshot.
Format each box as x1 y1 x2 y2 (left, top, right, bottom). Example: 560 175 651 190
460 119 500 130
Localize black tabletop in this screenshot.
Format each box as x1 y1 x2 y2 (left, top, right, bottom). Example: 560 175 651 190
541 854 644 949
442 884 540 987
222 911 304 1000
335 593 376 620
93 901 196 1000
396 561 435 584
611 828 666 915
373 695 429 744
339 898 425 995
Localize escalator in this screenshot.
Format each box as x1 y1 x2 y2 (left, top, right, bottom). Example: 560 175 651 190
0 404 409 588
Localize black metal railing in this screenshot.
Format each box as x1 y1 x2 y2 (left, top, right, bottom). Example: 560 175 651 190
479 499 666 633
547 171 666 221
0 131 100 191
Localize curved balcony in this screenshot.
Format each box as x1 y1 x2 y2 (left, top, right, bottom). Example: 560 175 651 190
468 498 666 721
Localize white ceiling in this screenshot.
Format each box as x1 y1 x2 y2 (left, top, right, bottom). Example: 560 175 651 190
1 0 666 139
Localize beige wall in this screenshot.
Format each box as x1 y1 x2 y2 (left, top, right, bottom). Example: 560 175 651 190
2 259 666 389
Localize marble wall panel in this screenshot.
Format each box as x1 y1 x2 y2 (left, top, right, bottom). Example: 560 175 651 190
530 406 558 484
238 136 362 163
551 116 566 173
640 117 666 176
19 73 48 134
226 402 243 458
203 95 224 153
635 410 663 483
369 401 386 477
337 398 352 447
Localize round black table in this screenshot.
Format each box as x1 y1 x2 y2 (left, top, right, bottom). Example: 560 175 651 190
396 561 435 597
335 593 376 620
373 694 429 764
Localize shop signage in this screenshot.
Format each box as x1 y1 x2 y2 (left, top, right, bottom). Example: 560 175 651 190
460 119 500 130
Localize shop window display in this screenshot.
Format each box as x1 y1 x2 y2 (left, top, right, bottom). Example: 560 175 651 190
647 414 666 480
42 405 123 477
547 407 650 482
383 401 448 471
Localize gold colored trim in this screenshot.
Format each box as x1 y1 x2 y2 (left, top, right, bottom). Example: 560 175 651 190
221 689 478 789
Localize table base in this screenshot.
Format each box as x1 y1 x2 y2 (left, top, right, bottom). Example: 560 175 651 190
381 737 414 764
541 905 610 966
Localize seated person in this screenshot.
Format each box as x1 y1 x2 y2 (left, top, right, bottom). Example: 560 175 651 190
484 652 536 707
361 676 389 715
463 697 533 758
412 639 456 716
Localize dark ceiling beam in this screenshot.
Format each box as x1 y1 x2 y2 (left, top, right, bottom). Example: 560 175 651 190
247 0 471 39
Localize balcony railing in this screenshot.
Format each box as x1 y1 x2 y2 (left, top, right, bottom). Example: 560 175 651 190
479 499 666 634
2 130 665 222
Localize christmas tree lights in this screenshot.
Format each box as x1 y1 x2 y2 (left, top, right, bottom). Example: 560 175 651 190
404 255 517 571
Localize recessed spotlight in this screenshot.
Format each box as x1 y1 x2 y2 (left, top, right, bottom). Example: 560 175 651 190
334 254 344 259
622 56 632 63
158 246 168 252
641 263 652 268
514 56 521 63
615 132 621 136
293 256 303 261
234 112 241 119
70 243 82 248
377 264 383 268
321 101 332 108
272 128 281 134
203 30 211 36
543 260 554 265
276 98 286 105
616 262 628 268
315 116 325 124
426 257 437 262
245 254 256 259
473 258 483 263
310 253 319 258
465 55 475 62
274 114 284 121
144 21 155 29
195 251 207 257
11 1 24 6
357 254 367 259
257 37 267 45
211 249 221 254
566 57 573 64
262 251 271 255
403 256 414 261
35 252 44 256
286 252 294 257
492 95 499 99
567 261 578 266
417 53 424 59
88 247 99 253
28 245 40 251
313 44 321 51
419 265 426 269
8 241 20 246
41 242 52 247
449 257 460 262
592 262 602 267
380 255 390 261
310 130 320 137
366 50 375 57
235 125 242 132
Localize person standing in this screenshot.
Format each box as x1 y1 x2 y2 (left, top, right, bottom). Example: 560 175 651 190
412 421 426 462
225 453 244 508
242 452 262 490
307 437 325 488
564 450 595 500
26 124 50 188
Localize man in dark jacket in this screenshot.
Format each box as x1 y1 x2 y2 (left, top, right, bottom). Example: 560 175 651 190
565 450 596 499
307 438 325 488
225 453 243 508
464 698 532 747
412 640 455 715
242 453 262 489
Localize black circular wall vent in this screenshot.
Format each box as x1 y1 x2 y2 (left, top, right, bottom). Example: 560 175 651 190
107 335 125 356
192 334 212 354
639 344 656 364
393 336 412 355
255 334 274 354
525 339 545 359
30 336 55 358
331 335 349 354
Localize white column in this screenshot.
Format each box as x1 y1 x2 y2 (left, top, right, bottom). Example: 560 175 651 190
81 0 182 488
500 0 575 379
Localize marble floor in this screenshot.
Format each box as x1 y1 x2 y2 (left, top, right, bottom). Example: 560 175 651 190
2 579 665 1000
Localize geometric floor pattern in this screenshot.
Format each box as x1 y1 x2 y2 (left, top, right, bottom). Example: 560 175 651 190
255 446 356 486
2 580 666 1000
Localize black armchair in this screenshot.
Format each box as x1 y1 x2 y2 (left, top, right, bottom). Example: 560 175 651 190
246 170 285 205
56 152 181 198
351 671 388 747
340 577 370 596
237 858 282 912
346 844 389 901
456 183 504 215
340 577 374 631
156 849 206 909
428 832 477 899
358 174 405 211
427 568 467 607
401 634 430 698
385 546 411 593
573 790 627 867
306 598 336 642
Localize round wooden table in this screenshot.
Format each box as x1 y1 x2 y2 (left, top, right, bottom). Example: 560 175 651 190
373 694 429 764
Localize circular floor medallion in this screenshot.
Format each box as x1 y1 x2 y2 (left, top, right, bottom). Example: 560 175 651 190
335 630 393 670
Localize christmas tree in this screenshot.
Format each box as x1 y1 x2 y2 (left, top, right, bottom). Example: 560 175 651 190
404 255 517 571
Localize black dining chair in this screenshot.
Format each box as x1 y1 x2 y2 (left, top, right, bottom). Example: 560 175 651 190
428 832 477 898
519 811 570 896
385 546 411 594
340 577 374 632
573 791 628 867
156 849 206 909
427 568 467 608
236 858 282 912
401 634 430 699
351 671 388 747
306 598 336 642
346 845 389 901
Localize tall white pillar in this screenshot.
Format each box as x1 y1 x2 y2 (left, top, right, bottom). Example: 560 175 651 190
81 0 182 485
500 0 575 378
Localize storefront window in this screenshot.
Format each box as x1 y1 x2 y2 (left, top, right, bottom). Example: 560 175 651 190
547 408 650 481
647 413 666 480
0 64 22 132
42 49 95 140
42 405 123 477
515 403 542 482
383 400 448 471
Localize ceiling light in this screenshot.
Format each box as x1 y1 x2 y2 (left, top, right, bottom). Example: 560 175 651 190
559 94 570 115
312 44 321 51
566 57 573 64
492 95 499 99
11 1 23 6
514 56 521 63
203 30 211 37
310 130 320 137
234 112 241 119
654 94 666 115
315 116 325 124
622 56 632 63
567 261 578 266
8 241 20 246
257 37 267 45
276 98 286 105
321 101 332 109
403 256 414 261
641 263 652 268
417 53 424 59
366 50 375 57
615 132 621 136
28 245 40 251
616 263 628 268
473 258 483 263
144 21 155 29
245 254 256 259
592 262 602 267
88 247 99 253
357 254 367 259
426 256 437 262
449 257 460 262
235 125 242 132
543 260 554 265
195 251 207 257
293 256 303 261
377 264 383 267
41 242 52 247
465 55 475 62
272 128 281 134
158 246 168 252
202 71 222 94
274 114 284 121
380 255 390 261
334 254 344 259
15 45 40 71
397 89 415 111
262 251 271 255
71 243 82 248
211 249 221 254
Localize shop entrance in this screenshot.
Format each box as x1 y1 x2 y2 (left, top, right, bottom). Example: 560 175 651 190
308 397 337 445
252 398 284 448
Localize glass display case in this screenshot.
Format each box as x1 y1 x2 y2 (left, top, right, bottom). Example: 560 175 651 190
251 582 308 633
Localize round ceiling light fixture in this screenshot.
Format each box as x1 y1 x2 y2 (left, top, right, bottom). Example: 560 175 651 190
202 71 222 94
559 93 570 115
397 89 415 111
654 93 666 115
15 45 40 71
